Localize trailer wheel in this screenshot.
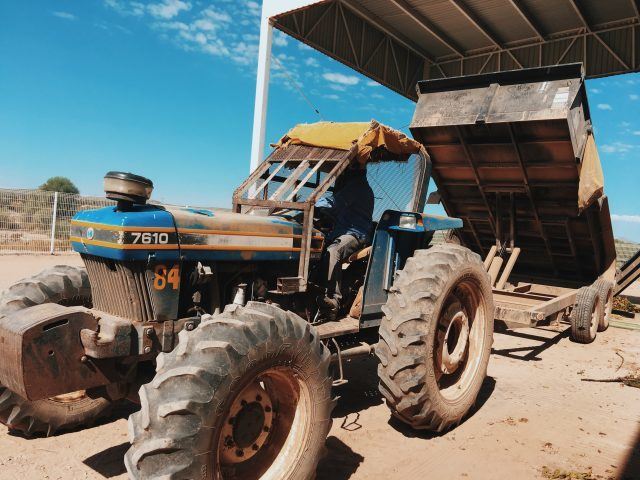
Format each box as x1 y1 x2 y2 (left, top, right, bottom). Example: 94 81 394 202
125 302 333 480
569 286 602 344
376 244 494 432
0 266 112 436
592 279 614 332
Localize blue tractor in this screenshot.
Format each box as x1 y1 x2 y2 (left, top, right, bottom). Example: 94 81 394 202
0 121 494 479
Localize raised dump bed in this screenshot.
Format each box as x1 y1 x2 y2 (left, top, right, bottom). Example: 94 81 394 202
410 64 616 288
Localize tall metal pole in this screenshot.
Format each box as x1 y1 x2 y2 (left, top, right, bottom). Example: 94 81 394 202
250 15 273 173
49 191 58 255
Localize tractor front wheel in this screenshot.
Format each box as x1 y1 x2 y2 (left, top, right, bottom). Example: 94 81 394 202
376 244 494 432
0 265 112 436
125 302 334 480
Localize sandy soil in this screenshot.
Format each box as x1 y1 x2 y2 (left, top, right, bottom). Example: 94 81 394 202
0 254 639 480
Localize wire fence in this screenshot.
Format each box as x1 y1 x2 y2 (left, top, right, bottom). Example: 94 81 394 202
0 188 226 254
0 188 115 254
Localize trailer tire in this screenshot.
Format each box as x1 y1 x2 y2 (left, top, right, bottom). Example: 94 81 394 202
376 244 494 432
569 286 602 343
592 279 614 332
125 302 334 480
0 265 112 437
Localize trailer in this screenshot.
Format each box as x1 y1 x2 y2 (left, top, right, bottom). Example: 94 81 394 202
410 64 629 341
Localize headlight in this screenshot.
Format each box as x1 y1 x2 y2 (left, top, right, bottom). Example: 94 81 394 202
398 214 417 229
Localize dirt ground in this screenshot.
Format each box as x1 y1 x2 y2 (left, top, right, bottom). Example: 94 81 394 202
1 254 639 480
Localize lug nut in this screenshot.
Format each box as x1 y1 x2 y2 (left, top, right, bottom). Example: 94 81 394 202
186 323 194 331
236 449 244 457
252 444 259 451
263 426 270 433
144 346 152 354
80 355 88 363
264 406 272 412
145 328 153 338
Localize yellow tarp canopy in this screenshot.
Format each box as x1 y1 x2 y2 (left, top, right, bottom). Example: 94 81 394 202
578 134 605 212
276 120 424 164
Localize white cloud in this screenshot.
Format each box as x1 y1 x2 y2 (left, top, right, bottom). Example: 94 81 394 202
600 142 635 154
298 43 312 51
323 72 359 86
597 103 612 111
304 57 319 68
323 94 340 100
148 0 191 20
589 87 601 94
246 1 261 16
329 84 347 92
104 0 146 16
273 30 288 47
366 80 380 87
630 94 639 101
633 131 640 136
612 214 640 224
201 6 231 23
52 11 77 20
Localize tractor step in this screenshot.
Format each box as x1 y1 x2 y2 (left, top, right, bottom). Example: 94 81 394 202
315 316 360 339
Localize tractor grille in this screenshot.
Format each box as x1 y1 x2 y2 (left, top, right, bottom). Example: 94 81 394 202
82 254 154 322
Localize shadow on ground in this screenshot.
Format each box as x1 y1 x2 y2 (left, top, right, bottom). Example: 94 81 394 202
332 356 382 419
316 436 365 480
387 375 496 439
619 424 640 480
492 325 570 361
84 442 129 478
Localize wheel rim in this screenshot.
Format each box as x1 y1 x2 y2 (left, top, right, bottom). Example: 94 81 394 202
216 367 312 480
434 279 487 402
49 390 88 404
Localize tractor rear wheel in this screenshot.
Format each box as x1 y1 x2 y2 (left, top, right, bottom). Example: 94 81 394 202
570 286 602 343
0 265 112 436
125 302 334 480
376 244 494 432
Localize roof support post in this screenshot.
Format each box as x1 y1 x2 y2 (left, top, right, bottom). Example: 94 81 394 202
250 15 274 174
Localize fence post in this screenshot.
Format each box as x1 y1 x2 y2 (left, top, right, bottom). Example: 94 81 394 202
49 191 59 255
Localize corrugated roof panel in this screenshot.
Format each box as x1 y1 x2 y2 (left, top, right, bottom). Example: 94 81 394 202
581 0 636 28
410 0 495 52
522 0 584 34
465 0 538 43
586 34 626 76
351 0 454 58
271 0 639 100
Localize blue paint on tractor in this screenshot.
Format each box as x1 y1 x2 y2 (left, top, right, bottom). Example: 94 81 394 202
73 204 176 229
182 208 215 217
421 213 463 231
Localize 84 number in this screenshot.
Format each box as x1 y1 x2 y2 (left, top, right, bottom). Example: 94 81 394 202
153 264 180 290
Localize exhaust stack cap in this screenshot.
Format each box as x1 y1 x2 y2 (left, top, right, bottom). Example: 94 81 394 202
104 171 153 205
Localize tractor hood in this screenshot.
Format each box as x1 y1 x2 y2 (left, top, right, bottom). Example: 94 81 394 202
71 205 323 262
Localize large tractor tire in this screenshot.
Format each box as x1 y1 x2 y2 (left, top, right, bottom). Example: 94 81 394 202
0 265 112 436
569 286 602 344
126 301 334 480
593 279 614 332
376 244 494 432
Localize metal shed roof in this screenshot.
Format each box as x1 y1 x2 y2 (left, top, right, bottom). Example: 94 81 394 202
269 0 639 101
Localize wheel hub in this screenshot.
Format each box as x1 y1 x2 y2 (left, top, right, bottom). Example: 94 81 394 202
220 381 273 464
437 301 470 375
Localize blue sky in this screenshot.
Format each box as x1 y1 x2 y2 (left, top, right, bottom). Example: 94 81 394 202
1 1 639 241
